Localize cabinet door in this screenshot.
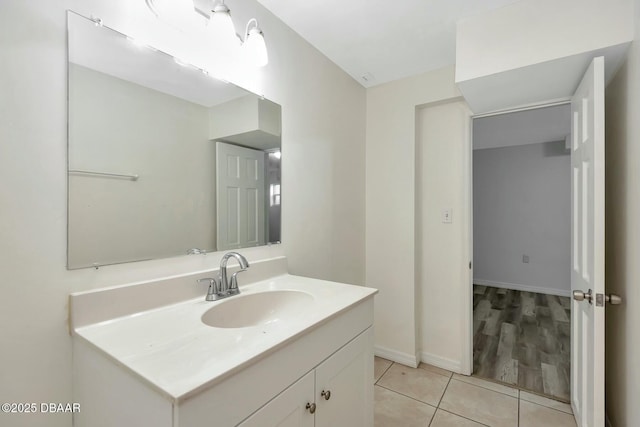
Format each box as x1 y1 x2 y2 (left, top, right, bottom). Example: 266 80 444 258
314 328 374 427
237 371 315 427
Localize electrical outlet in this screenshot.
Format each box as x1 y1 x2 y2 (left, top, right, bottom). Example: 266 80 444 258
523 255 530 263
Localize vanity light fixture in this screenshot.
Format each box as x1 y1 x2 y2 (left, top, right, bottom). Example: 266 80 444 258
243 18 268 67
145 0 196 29
208 1 269 67
145 0 268 67
208 0 240 48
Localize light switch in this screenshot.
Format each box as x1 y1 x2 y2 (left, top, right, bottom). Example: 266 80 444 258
442 208 452 223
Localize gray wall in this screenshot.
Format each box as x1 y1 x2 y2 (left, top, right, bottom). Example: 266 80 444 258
473 140 571 295
473 104 571 150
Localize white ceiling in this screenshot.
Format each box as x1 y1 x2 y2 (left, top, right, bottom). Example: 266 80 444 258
255 0 524 87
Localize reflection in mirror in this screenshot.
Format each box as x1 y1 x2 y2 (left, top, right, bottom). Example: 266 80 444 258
67 12 281 269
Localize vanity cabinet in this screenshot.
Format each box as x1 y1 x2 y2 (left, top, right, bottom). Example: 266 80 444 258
314 328 372 427
71 272 376 427
238 371 315 427
238 328 373 427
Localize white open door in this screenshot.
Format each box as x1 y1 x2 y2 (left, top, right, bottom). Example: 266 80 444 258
570 56 605 427
216 141 266 251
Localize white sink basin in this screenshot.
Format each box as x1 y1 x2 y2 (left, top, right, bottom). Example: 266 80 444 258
201 290 314 328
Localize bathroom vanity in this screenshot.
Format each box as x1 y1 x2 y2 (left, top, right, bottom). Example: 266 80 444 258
66 14 376 426
70 257 377 426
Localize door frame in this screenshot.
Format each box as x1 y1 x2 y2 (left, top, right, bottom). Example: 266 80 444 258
464 99 573 377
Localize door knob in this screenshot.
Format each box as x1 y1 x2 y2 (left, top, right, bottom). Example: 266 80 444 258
605 294 622 305
306 402 316 414
574 289 622 306
321 390 331 400
573 289 593 303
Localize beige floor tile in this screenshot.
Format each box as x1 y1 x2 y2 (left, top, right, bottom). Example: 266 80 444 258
374 385 435 427
520 390 572 414
452 373 519 397
430 409 487 427
519 400 576 427
377 363 450 406
374 357 393 382
418 362 452 378
439 379 518 427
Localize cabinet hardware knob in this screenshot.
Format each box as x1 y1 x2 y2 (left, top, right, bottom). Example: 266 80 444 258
306 402 316 414
321 390 331 400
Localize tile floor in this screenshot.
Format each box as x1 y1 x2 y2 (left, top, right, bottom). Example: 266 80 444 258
472 285 571 401
374 357 576 427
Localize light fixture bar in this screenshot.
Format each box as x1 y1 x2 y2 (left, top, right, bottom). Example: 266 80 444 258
144 0 268 67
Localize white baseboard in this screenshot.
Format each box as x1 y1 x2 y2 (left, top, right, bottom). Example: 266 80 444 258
374 345 418 368
420 352 462 373
473 279 571 298
375 346 464 374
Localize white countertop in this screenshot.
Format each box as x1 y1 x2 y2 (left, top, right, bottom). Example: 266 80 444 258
73 274 377 402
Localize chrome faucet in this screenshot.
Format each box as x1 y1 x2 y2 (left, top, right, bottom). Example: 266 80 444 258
219 252 250 295
196 252 250 301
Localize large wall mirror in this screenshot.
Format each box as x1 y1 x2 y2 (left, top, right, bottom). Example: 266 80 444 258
67 12 282 269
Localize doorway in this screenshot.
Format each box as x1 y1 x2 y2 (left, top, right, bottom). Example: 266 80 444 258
471 103 572 402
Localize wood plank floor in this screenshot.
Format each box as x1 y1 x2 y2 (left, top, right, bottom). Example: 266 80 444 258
472 285 571 402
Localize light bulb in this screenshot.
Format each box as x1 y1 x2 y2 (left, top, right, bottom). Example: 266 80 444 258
208 2 240 48
244 26 268 67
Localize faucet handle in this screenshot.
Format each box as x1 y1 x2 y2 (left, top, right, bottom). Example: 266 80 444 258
227 271 244 295
197 278 218 301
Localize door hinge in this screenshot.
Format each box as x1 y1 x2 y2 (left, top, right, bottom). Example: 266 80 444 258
469 261 472 270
